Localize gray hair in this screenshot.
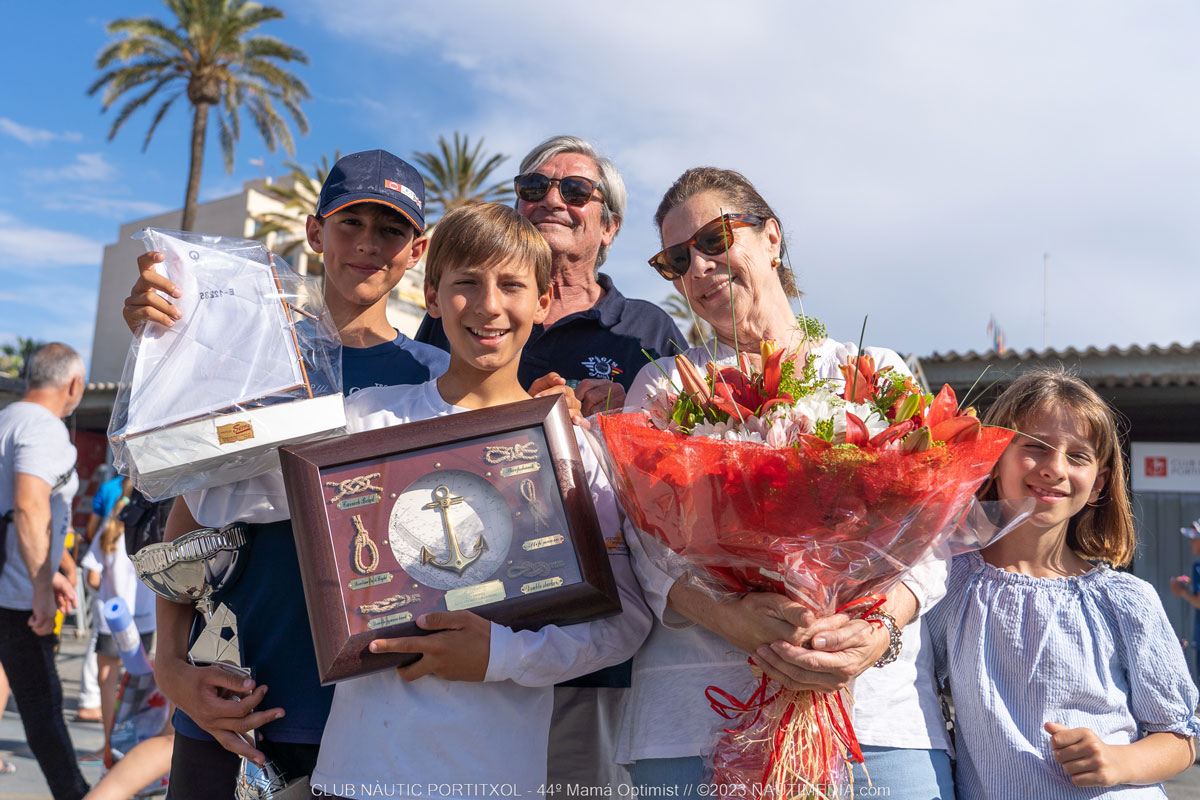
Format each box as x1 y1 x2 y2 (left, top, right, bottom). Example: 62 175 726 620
518 135 627 269
26 342 84 390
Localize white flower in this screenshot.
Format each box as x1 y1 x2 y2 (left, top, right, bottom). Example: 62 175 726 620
692 419 766 444
643 376 680 432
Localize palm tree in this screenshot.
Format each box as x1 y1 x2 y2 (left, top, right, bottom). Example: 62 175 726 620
664 293 713 347
252 151 340 275
411 133 513 224
89 0 310 231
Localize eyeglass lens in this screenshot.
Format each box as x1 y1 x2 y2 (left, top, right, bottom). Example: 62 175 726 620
515 174 598 206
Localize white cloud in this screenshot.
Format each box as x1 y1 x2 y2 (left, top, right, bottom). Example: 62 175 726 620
0 117 84 146
42 195 170 220
23 153 116 183
303 0 1200 355
0 214 103 268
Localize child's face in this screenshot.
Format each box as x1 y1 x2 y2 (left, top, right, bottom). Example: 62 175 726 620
994 405 1109 537
1190 536 1200 557
425 257 550 374
306 204 426 309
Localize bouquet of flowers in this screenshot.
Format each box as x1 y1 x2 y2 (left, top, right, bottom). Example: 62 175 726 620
591 340 1015 799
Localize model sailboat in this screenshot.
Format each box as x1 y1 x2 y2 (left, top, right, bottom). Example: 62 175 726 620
110 228 345 500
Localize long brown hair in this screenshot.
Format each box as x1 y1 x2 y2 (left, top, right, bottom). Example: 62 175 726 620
98 479 134 555
981 367 1136 566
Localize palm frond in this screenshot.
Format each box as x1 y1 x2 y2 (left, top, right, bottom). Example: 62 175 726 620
92 0 310 219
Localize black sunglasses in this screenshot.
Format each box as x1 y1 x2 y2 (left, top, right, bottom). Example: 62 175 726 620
647 213 764 280
514 173 606 207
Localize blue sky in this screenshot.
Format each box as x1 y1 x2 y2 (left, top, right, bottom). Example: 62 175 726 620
2 1 1198 377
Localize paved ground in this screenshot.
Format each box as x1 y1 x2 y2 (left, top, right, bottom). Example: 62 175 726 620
1 630 1198 799
0 626 107 799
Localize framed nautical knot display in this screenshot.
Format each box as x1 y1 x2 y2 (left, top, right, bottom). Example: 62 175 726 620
279 395 621 683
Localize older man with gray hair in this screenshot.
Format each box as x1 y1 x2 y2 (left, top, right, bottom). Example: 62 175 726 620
418 135 683 415
0 342 89 799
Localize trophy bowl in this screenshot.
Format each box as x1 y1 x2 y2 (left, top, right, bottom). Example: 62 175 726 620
132 524 249 608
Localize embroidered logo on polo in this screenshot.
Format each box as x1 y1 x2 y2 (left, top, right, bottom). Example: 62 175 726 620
581 356 623 380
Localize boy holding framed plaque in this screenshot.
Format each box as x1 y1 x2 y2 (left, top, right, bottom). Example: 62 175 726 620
120 150 451 798
305 203 651 799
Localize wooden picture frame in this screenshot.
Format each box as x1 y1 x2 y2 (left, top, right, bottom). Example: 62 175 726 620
279 395 621 684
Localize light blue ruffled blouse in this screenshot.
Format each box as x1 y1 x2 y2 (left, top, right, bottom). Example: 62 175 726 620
928 551 1200 799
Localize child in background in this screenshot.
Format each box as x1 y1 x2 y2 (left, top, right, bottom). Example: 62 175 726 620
1168 521 1200 678
309 202 650 798
929 368 1199 799
81 480 157 759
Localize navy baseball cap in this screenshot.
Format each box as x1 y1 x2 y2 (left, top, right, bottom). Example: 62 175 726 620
317 149 426 233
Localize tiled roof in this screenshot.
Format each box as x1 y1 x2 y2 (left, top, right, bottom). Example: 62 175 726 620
922 341 1200 363
916 341 1200 389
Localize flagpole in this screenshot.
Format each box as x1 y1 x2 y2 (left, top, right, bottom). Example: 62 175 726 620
1042 252 1049 350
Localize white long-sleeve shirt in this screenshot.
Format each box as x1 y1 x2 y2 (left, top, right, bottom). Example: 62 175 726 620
310 380 651 798
615 339 951 764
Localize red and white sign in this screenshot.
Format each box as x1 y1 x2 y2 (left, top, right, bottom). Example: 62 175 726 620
1131 442 1200 493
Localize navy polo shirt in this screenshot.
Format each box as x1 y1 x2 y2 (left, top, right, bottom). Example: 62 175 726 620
173 333 447 745
416 273 684 390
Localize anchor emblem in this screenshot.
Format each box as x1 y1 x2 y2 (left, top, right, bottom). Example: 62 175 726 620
420 485 488 575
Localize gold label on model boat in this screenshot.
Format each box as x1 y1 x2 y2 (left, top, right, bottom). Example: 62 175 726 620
216 421 254 444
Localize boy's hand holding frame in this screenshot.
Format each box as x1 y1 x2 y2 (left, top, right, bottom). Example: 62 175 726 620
368 610 492 682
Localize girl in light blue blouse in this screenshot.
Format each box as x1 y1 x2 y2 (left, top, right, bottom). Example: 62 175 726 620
929 368 1199 799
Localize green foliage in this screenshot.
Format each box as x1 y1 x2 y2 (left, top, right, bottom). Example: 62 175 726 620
795 312 827 342
0 337 41 378
778 353 834 401
868 369 932 421
411 133 513 224
253 151 339 273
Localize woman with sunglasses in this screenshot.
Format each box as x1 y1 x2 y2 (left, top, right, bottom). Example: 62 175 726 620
618 167 953 799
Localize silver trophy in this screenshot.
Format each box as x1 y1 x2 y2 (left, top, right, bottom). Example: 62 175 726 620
133 524 305 800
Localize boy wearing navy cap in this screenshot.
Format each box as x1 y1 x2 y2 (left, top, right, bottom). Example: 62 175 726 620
121 150 449 799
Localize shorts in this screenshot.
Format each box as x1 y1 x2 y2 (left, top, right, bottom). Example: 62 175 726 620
96 630 155 660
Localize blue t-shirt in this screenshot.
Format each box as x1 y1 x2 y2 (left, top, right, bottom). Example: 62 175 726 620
342 331 449 396
92 475 125 518
1192 559 1200 677
173 332 447 745
416 273 683 391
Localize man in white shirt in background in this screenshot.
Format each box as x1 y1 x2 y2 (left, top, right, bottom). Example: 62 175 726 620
0 342 88 800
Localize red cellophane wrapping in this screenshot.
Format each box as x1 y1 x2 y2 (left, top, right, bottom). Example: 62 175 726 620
593 412 1013 799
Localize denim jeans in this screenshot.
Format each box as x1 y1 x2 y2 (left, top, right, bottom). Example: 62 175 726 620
0 606 90 800
851 745 955 800
630 757 706 794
